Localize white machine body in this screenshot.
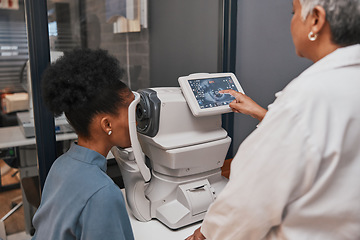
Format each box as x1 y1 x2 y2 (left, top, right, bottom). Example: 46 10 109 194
112 73 238 229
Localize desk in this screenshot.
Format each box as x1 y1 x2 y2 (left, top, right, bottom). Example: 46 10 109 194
0 126 77 149
121 189 201 240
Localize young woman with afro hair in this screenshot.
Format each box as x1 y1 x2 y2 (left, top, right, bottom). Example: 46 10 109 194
31 48 134 240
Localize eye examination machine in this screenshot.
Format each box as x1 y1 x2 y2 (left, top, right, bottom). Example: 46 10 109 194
111 73 244 229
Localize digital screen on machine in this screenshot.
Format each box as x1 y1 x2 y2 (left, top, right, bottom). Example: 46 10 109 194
188 77 238 109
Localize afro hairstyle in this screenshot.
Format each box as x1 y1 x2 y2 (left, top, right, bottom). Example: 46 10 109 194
42 48 129 138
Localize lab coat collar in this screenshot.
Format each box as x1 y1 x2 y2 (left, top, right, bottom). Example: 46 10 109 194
67 142 107 172
299 44 360 78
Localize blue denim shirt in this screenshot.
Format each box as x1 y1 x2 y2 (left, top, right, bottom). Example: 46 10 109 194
32 143 134 240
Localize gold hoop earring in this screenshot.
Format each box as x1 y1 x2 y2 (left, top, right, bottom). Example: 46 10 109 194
308 31 318 41
108 130 112 136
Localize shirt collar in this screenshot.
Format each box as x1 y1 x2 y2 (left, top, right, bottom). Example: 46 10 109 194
298 44 360 78
67 142 107 172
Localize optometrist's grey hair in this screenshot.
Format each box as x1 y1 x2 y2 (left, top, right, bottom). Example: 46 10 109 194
299 0 360 46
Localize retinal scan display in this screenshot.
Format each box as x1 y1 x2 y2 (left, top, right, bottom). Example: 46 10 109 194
189 77 238 109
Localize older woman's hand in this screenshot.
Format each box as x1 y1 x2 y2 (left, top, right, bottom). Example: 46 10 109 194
220 89 267 122
185 227 206 240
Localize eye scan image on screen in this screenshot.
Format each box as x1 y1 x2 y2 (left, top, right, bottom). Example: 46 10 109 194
188 77 238 109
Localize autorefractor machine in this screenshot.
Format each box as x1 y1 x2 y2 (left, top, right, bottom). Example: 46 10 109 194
111 73 244 229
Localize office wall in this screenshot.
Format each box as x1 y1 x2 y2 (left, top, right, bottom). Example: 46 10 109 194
149 0 221 87
232 0 312 155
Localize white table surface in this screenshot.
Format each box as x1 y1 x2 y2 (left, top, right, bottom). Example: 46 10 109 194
0 126 77 149
121 189 201 240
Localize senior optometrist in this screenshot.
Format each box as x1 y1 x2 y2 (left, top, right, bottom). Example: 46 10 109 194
187 0 360 239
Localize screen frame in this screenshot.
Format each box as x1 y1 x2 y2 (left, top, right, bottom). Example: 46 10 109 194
178 72 244 117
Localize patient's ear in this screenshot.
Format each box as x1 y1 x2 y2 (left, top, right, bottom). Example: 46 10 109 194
100 117 112 135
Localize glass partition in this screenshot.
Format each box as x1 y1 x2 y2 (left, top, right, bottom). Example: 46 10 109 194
0 0 36 237
46 0 222 90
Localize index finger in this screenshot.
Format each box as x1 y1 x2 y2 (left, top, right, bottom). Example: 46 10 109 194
220 89 239 96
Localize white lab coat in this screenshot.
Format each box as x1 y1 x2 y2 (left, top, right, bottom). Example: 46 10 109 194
201 44 360 240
